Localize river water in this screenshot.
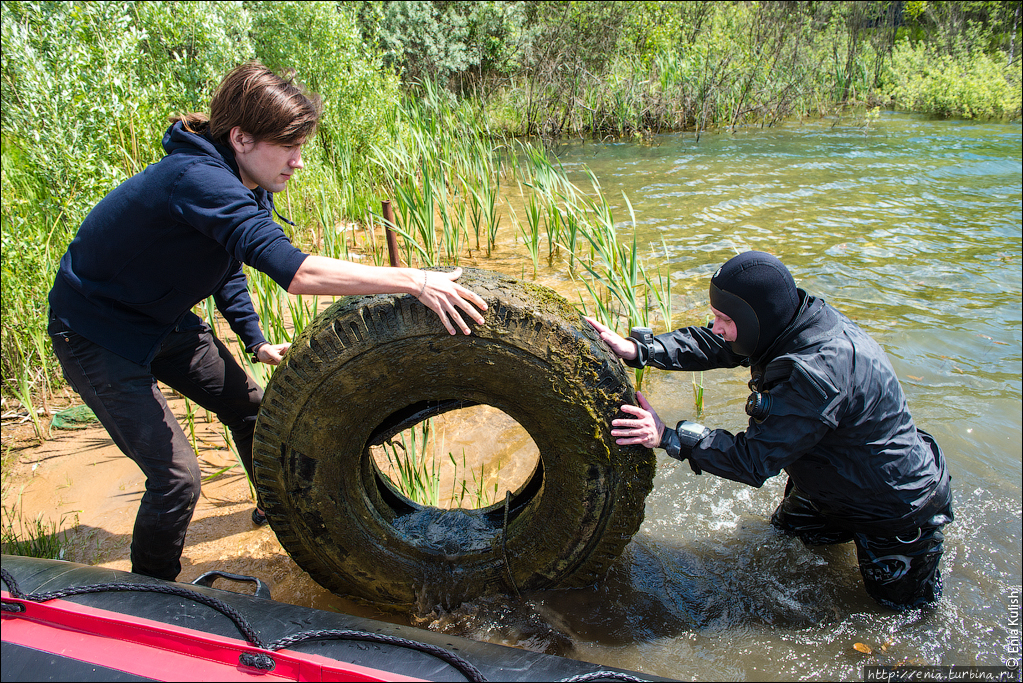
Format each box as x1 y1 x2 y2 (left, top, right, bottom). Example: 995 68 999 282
262 113 1021 681
418 113 1020 680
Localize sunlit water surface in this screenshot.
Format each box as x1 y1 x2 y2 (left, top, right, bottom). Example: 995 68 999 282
421 113 1021 681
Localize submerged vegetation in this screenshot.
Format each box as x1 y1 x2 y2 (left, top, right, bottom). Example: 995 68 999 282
1 1 1020 541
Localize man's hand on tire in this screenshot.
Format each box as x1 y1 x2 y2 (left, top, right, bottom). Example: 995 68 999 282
415 268 488 335
611 391 664 448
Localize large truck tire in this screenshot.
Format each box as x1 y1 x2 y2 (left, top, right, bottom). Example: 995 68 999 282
251 268 655 606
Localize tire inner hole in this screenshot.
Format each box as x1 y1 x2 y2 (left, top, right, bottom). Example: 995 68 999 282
367 402 543 524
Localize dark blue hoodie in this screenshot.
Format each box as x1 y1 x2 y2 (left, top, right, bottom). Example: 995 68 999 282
48 121 309 365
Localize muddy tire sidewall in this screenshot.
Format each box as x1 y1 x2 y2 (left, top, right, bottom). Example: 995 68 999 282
253 269 654 605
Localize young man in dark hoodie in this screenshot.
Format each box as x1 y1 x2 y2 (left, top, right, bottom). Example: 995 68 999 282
47 61 488 581
587 251 953 610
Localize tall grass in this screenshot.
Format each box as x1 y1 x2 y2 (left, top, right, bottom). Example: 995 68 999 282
448 451 502 510
376 419 503 510
370 81 508 269
505 151 671 338
4 7 685 467
484 2 1016 140
6 1 1016 424
1 486 78 560
0 1 397 423
380 420 442 507
692 372 705 417
362 88 680 394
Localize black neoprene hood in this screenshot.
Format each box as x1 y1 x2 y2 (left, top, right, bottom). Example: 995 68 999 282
708 251 799 358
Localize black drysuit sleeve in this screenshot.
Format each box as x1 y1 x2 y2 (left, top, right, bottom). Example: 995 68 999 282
686 372 834 487
626 325 747 371
630 326 838 487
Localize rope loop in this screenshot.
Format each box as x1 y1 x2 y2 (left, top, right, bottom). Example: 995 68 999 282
239 652 276 671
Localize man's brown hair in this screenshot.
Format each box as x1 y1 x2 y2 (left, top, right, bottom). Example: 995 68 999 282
171 61 322 145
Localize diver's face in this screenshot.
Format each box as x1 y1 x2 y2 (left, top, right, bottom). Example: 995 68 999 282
710 306 738 342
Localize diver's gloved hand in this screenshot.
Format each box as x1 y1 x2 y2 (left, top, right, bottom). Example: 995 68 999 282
658 420 709 474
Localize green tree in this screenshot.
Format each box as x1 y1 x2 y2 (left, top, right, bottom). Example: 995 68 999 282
249 1 399 186
347 0 531 93
1 1 253 394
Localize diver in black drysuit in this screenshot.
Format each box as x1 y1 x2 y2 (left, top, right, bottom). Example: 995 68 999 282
589 251 953 610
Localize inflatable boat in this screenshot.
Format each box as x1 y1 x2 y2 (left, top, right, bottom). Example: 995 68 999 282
1 555 659 682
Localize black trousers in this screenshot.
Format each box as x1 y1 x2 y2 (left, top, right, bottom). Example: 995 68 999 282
771 480 947 611
49 315 262 581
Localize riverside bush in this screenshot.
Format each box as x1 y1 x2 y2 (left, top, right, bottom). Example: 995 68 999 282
481 1 897 138
885 39 1022 119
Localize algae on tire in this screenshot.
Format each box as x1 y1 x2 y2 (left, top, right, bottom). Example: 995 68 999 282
252 268 655 605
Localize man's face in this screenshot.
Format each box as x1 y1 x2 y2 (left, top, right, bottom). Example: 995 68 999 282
710 306 738 342
232 128 305 193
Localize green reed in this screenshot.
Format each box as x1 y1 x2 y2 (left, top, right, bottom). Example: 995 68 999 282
440 188 466 267
219 423 255 503
1 487 77 560
577 186 650 333
372 80 511 269
646 264 674 333
464 177 485 252
3 336 48 443
502 157 683 392
469 179 502 257
315 185 348 261
287 294 320 342
182 397 199 456
448 451 503 510
386 164 441 267
375 413 507 511
692 372 706 417
381 419 442 507
513 189 543 277
578 203 650 389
